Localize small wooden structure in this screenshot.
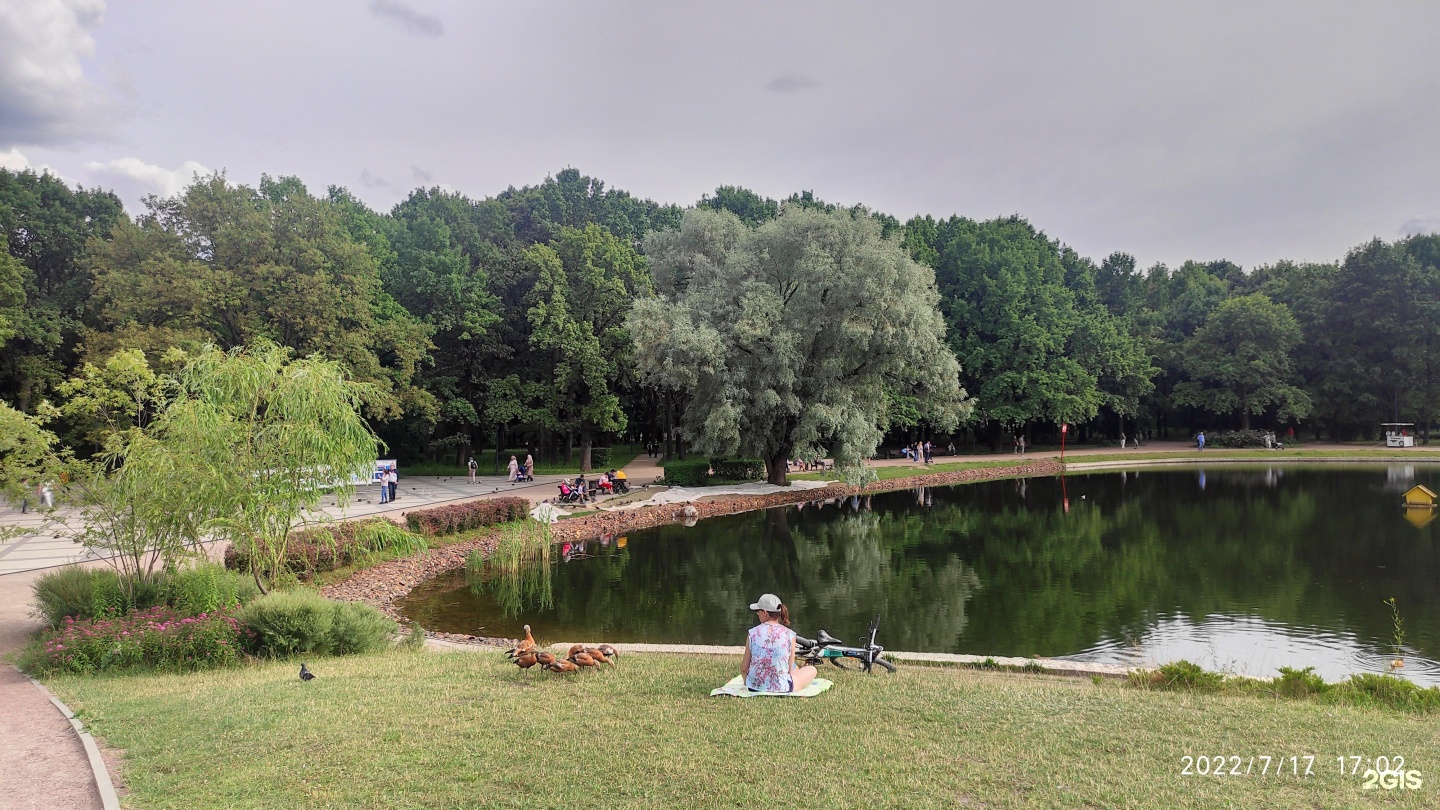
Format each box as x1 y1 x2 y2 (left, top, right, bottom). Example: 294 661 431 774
1384 423 1416 448
1403 484 1436 508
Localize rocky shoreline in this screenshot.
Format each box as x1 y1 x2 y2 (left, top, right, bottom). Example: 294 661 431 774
321 459 1061 646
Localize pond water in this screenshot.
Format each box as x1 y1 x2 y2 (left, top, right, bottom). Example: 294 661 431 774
397 464 1440 685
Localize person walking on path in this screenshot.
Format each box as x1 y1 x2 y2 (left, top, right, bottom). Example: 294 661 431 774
1018 435 1026 454
40 482 54 508
507 455 519 482
525 453 535 479
1196 431 1206 451
467 456 478 484
387 468 399 502
1120 434 1127 449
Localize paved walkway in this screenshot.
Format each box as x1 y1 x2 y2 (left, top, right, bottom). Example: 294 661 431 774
1 566 106 810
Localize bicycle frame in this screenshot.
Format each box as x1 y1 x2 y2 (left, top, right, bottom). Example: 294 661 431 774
795 614 897 673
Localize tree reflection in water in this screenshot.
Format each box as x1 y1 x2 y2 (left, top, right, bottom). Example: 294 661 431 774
398 465 1440 679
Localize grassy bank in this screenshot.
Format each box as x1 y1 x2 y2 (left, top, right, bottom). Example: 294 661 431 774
50 651 1438 809
791 458 1033 482
403 444 643 477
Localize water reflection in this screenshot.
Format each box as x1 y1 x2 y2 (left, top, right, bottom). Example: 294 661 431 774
397 464 1440 684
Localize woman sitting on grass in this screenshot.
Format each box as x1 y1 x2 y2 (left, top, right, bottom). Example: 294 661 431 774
741 594 818 693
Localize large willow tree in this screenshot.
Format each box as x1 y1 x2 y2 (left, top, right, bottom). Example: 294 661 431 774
630 207 970 485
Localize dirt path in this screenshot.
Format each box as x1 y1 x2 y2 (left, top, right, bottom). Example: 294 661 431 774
0 568 104 810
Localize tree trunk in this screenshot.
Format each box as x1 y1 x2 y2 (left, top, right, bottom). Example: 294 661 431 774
580 425 593 473
765 447 791 486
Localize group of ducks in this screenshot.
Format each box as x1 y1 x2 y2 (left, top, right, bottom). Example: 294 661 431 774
504 624 620 674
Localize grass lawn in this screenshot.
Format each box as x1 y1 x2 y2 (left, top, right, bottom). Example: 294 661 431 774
49 650 1438 809
791 459 1032 482
1065 448 1440 466
404 444 643 477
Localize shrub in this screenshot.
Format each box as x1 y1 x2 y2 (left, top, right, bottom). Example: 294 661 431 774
710 458 764 480
31 568 166 629
660 459 711 487
224 518 428 578
589 447 611 467
164 564 261 615
238 590 396 657
1207 429 1275 448
22 607 249 675
1337 673 1440 713
404 498 530 537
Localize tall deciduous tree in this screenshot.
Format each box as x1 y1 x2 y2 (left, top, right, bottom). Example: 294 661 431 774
1172 294 1311 429
527 224 649 471
630 206 970 485
84 174 432 421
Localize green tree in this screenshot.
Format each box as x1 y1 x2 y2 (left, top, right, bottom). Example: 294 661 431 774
162 342 382 592
56 349 175 450
698 185 779 226
1172 293 1311 429
630 206 970 485
527 225 649 471
0 401 61 538
0 169 125 410
85 174 432 421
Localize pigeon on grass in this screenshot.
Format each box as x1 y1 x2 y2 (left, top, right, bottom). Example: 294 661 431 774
300 663 316 681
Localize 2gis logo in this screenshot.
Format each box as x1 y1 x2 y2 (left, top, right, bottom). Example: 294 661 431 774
1361 769 1423 791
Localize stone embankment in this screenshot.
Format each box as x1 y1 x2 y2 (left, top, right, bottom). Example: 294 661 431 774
322 459 1060 645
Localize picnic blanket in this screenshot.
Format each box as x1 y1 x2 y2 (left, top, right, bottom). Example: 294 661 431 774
709 675 834 698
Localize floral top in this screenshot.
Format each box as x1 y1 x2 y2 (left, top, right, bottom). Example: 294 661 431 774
746 622 795 692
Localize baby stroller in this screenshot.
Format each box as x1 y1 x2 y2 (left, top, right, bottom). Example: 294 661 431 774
516 467 533 483
609 470 630 494
557 480 583 504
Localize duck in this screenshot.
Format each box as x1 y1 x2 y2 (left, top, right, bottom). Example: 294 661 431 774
534 651 556 667
569 651 599 670
566 643 588 658
513 651 538 671
505 625 538 658
583 647 612 665
596 644 619 661
546 658 579 674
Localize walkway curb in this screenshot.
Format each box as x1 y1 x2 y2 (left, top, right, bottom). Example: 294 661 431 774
25 673 120 810
426 638 1141 680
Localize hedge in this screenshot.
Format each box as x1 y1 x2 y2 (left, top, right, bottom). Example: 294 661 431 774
1206 429 1284 448
590 447 612 467
661 458 711 486
404 497 530 536
711 458 765 480
224 518 426 578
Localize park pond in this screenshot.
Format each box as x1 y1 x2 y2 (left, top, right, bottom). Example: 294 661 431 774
398 464 1440 685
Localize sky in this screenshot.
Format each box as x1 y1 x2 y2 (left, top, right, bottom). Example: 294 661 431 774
2 0 1439 270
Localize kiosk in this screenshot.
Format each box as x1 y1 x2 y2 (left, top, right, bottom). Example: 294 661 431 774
1383 423 1415 448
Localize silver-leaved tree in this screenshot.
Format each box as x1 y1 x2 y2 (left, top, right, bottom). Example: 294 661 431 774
629 206 971 485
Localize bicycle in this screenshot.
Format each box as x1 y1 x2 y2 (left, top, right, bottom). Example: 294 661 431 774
795 614 897 673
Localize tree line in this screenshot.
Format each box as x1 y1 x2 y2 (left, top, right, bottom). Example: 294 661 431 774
4 165 1439 478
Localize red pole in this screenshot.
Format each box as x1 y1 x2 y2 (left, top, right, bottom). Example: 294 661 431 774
1060 423 1067 465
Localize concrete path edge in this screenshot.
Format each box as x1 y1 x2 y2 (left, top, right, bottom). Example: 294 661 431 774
424 638 1144 680
25 671 121 810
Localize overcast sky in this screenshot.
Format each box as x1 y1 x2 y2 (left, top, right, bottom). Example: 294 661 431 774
3 0 1438 269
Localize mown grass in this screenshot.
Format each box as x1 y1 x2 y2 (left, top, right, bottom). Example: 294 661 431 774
403 444 643 478
791 459 1032 482
49 651 1440 809
1066 448 1440 466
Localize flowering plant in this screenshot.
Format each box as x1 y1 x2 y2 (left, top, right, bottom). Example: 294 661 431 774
27 606 251 675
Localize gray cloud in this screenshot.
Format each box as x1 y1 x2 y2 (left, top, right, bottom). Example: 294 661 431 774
766 73 819 93
0 0 112 147
1399 216 1440 237
359 168 392 189
411 164 433 183
368 0 443 38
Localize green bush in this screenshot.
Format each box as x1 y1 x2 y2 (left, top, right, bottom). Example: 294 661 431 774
1338 673 1440 713
590 447 611 467
710 458 764 480
660 458 711 487
31 568 166 628
1206 429 1277 448
239 590 395 657
164 564 261 615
